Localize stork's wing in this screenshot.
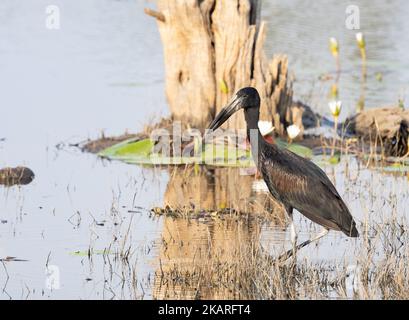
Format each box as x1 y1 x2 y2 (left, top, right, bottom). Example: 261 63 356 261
260 148 358 237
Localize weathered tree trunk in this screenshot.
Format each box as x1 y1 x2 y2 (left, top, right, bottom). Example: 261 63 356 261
145 0 294 133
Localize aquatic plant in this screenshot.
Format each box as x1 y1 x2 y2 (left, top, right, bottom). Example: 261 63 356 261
286 124 301 144
328 100 342 156
329 37 340 75
355 32 367 77
258 121 275 136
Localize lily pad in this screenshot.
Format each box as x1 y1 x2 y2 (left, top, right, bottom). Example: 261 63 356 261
100 138 153 157
98 137 313 168
328 153 341 165
275 139 313 159
382 163 409 173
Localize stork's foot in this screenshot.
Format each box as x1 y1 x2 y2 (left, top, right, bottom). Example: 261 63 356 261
276 246 297 262
275 228 329 262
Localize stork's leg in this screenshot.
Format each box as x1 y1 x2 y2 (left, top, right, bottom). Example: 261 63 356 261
277 227 329 261
288 213 298 256
294 227 329 251
282 207 298 259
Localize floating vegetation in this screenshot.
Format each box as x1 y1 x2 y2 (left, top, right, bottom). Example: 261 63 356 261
328 152 341 165
381 162 409 173
276 138 313 158
69 249 112 257
98 137 313 167
150 205 260 222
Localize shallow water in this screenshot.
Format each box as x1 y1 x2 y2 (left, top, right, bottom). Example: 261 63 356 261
1 0 408 299
264 0 409 117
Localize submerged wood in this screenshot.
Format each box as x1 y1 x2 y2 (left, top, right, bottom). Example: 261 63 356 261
81 133 138 154
0 166 35 186
146 0 295 133
345 107 409 157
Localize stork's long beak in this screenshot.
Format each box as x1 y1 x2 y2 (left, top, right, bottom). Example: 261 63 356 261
207 95 243 132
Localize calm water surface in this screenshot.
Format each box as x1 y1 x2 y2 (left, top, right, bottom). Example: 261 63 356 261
1 0 408 299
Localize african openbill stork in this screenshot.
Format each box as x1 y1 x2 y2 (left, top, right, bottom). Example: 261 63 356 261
207 87 359 257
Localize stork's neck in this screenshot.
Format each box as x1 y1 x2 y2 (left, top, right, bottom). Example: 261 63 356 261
244 108 274 168
244 107 260 132
244 110 262 152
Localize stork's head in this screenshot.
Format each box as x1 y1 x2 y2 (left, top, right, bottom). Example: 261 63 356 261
207 87 260 131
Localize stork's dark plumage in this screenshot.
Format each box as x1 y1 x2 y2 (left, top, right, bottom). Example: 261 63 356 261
207 87 358 255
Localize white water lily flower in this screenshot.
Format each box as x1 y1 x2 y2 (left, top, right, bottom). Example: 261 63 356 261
355 32 365 49
329 37 339 56
329 100 342 117
286 124 301 140
258 121 275 136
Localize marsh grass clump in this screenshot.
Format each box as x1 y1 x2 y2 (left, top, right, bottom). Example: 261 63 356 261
153 231 336 300
358 219 409 299
150 205 277 226
73 149 409 300
150 212 409 300
154 230 328 299
147 155 409 300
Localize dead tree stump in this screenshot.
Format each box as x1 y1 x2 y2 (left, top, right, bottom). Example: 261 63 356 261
346 107 409 157
145 0 294 133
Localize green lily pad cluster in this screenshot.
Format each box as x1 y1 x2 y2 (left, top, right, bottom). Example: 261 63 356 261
97 137 409 173
98 137 313 167
382 162 409 173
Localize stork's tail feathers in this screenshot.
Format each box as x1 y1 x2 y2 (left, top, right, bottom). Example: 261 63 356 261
341 221 359 238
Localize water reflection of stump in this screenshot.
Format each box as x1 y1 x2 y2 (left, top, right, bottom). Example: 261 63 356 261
153 167 286 299
164 167 285 219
